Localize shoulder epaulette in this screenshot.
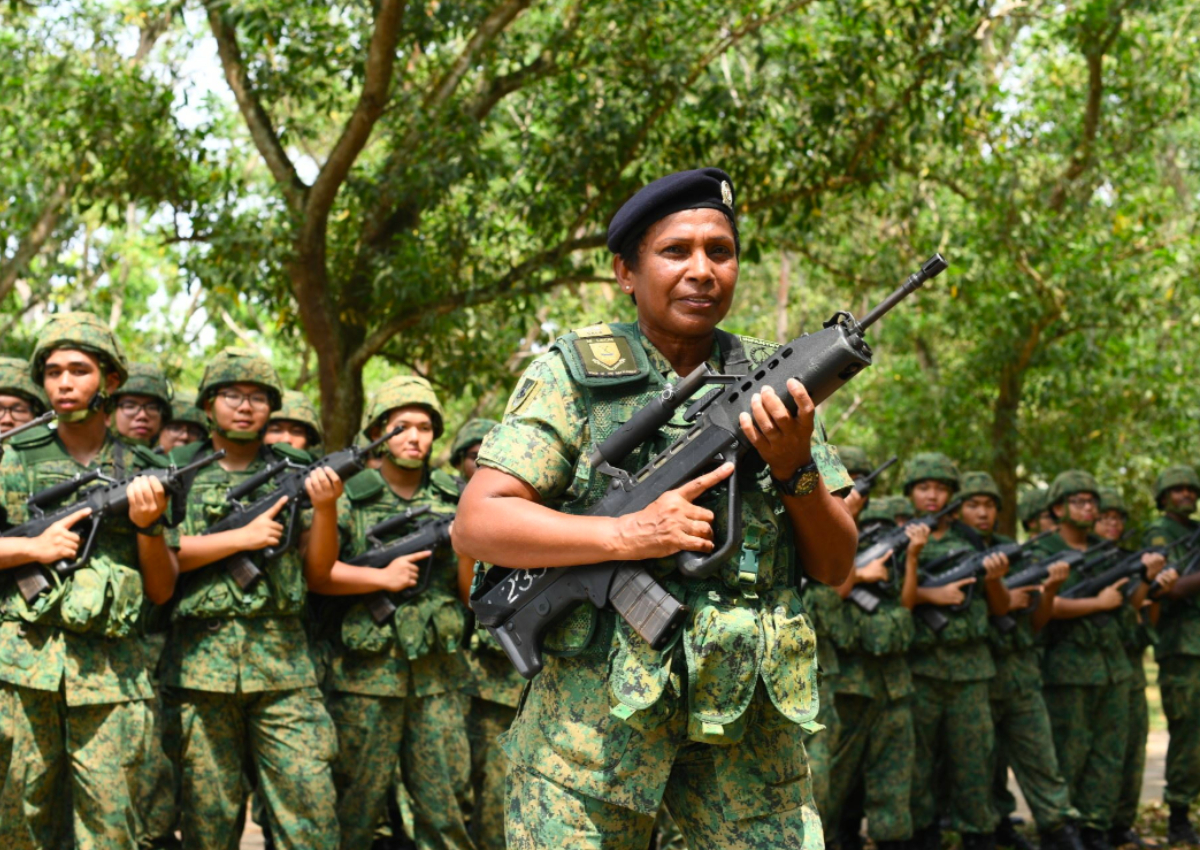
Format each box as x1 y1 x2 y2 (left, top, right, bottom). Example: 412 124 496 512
430 467 465 500
6 424 56 451
344 468 386 503
129 443 172 469
551 322 650 387
268 442 313 464
167 440 208 466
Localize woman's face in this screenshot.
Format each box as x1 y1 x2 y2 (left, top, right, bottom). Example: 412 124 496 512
614 208 738 340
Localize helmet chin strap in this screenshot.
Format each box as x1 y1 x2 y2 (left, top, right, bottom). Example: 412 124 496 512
57 389 108 424
1062 514 1094 530
387 453 425 470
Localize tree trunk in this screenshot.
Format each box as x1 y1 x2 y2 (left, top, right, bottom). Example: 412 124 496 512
991 359 1023 538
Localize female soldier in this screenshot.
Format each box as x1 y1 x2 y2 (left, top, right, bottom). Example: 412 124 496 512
456 168 857 850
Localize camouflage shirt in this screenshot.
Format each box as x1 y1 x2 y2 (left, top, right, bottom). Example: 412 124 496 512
1033 531 1132 686
1146 514 1200 661
477 322 852 812
909 522 996 682
324 466 468 698
160 441 317 694
984 532 1044 700
0 428 180 706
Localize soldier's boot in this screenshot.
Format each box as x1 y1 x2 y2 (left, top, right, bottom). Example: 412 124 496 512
1106 825 1145 849
1080 827 1114 850
261 821 276 850
912 824 942 850
1041 823 1086 850
1169 806 1200 846
964 831 998 850
997 817 1039 850
839 819 865 850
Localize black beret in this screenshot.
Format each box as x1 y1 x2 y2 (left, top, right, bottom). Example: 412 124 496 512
606 167 738 255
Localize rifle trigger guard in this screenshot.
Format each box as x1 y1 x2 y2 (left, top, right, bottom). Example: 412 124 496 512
55 516 102 576
675 453 744 580
596 460 635 492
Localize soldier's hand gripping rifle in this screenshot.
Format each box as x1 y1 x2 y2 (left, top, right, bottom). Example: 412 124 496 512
201 426 405 589
914 532 1051 632
845 498 963 614
4 450 226 601
852 457 898 499
1145 526 1200 599
341 506 455 624
472 254 949 679
988 538 1121 633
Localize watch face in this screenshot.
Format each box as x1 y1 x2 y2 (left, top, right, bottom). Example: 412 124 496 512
795 468 821 496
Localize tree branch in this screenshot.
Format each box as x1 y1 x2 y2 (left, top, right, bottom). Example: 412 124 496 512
305 0 407 231
204 0 307 212
423 0 533 112
0 179 71 305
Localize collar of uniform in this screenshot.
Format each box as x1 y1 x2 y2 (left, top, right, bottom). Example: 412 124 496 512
631 324 724 382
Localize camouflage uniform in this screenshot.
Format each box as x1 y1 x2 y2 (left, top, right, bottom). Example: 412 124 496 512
1033 471 1131 834
0 356 49 416
161 349 339 850
904 455 999 840
979 472 1077 835
324 376 474 850
1145 467 1200 813
169 394 206 432
476 321 853 850
0 313 181 850
801 580 843 819
825 534 915 845
451 419 524 850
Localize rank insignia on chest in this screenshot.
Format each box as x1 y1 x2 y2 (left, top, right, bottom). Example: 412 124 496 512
574 336 640 378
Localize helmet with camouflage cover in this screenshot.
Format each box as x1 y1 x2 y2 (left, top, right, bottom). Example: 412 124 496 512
116 363 173 418
363 376 445 440
450 418 498 466
169 392 207 430
30 312 128 422
859 498 896 526
197 348 283 411
1048 470 1100 506
886 495 914 521
1153 465 1200 510
0 356 48 415
1097 486 1128 518
901 452 961 494
270 390 323 447
837 446 872 477
960 471 1002 509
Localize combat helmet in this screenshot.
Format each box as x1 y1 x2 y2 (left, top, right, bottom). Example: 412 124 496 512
450 418 498 466
837 446 872 477
901 452 961 495
1153 465 1200 510
859 498 896 527
0 356 48 415
116 363 173 419
363 376 445 440
960 471 1002 509
1096 486 1128 518
270 390 323 448
169 392 207 430
1018 488 1049 525
197 348 283 441
30 311 128 422
1048 470 1100 506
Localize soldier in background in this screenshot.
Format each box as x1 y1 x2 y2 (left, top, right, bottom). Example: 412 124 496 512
0 355 49 434
113 363 173 449
1019 489 1057 537
158 393 206 454
265 390 323 454
1143 466 1200 846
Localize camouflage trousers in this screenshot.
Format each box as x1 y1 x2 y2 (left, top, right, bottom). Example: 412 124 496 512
505 760 824 850
391 691 474 850
326 691 405 850
911 676 998 835
136 690 180 850
0 682 151 850
1159 656 1200 808
173 686 338 850
989 688 1077 831
467 698 516 850
826 691 914 841
803 675 840 819
1114 677 1149 828
1045 681 1129 831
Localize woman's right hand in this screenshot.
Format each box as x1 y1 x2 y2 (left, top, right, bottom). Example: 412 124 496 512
613 463 734 559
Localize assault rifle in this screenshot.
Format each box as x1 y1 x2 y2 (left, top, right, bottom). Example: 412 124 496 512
852 456 898 499
1147 526 1200 598
845 499 963 614
989 539 1122 632
341 506 455 624
0 411 56 447
4 450 226 601
200 426 404 589
914 533 1049 632
472 254 948 678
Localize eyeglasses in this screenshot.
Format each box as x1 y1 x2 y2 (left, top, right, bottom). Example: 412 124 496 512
1066 496 1099 508
116 400 166 417
0 404 34 419
216 390 271 410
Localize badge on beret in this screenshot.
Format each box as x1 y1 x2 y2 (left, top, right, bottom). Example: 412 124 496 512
721 180 733 210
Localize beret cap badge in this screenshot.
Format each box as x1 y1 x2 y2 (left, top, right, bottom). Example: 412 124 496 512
721 180 733 209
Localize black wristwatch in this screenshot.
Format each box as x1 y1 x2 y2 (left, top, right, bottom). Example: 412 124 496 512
771 459 820 498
